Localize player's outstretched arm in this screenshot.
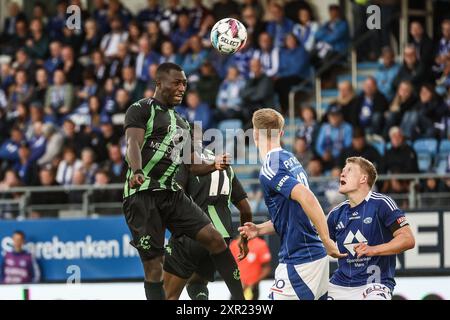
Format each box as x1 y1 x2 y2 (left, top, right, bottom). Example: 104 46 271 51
290 184 347 259
235 198 253 260
126 127 146 188
238 221 276 240
188 153 231 176
354 226 415 258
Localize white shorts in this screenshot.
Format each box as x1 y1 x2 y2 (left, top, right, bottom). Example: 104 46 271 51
328 283 392 300
269 256 329 300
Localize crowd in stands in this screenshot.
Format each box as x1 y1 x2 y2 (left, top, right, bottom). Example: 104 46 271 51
0 0 449 218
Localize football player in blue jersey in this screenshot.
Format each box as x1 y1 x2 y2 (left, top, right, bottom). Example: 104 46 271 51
327 156 415 300
239 108 345 300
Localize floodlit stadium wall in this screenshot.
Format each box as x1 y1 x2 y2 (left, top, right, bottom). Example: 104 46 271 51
1 211 450 281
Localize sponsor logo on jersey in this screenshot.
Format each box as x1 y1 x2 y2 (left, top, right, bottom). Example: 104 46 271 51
336 221 345 230
283 157 300 169
276 175 290 191
349 211 361 221
363 217 373 224
343 230 368 256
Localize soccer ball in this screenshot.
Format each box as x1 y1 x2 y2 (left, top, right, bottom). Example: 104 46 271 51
210 18 247 54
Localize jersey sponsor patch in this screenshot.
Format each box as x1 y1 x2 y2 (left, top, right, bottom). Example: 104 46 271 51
397 216 408 227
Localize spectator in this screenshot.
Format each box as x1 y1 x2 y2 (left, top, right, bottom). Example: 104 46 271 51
293 136 314 168
382 126 419 174
225 39 255 79
329 81 359 126
274 33 310 113
30 165 68 217
26 18 49 62
307 157 328 202
44 69 74 123
198 14 216 49
159 0 187 36
212 0 240 21
7 69 33 111
295 106 319 149
374 46 400 101
315 105 352 169
241 6 266 49
181 35 208 80
353 77 389 135
137 0 162 29
0 2 26 43
338 127 382 170
434 19 450 75
31 68 49 106
253 32 279 77
47 0 68 41
90 169 121 214
77 69 99 104
121 66 144 102
0 231 40 284
3 19 28 57
100 16 128 59
195 62 221 108
80 147 99 184
0 170 22 219
99 119 121 155
176 90 212 131
292 6 319 52
68 169 86 204
56 146 83 185
135 35 160 83
400 84 439 140
147 20 169 54
159 40 181 65
79 19 102 59
107 0 133 30
60 24 83 55
108 43 135 82
90 50 109 85
171 12 196 53
1 62 14 92
216 66 246 121
29 120 46 163
312 4 349 66
37 123 64 167
44 41 63 77
14 141 39 186
126 20 142 55
409 21 433 67
385 80 418 137
240 59 275 121
230 236 271 300
189 0 212 31
0 126 23 164
393 44 430 91
110 88 131 116
12 49 36 79
61 46 83 86
62 119 90 157
92 0 109 36
266 2 294 49
101 144 127 183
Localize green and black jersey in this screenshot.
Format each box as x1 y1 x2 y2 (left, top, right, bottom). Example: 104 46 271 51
175 150 247 239
123 97 191 198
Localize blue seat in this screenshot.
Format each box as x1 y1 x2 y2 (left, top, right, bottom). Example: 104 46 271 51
435 140 450 173
413 138 438 172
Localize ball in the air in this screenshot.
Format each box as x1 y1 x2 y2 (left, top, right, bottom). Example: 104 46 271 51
210 18 247 54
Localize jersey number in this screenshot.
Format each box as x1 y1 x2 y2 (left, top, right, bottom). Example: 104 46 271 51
296 172 309 188
209 170 230 196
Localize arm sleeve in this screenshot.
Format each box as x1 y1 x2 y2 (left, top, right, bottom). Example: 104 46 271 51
260 157 299 199
231 173 248 205
377 196 409 234
327 212 336 241
124 102 149 131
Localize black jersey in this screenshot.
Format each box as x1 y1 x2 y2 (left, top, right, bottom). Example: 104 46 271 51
176 149 247 238
123 97 191 198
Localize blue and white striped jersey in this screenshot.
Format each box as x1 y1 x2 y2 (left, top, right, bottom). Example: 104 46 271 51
327 191 408 291
259 147 327 265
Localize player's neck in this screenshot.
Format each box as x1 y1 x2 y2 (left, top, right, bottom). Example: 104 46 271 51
259 141 281 160
347 188 371 208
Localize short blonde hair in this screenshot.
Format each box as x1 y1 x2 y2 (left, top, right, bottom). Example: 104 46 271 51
252 108 285 138
346 156 378 188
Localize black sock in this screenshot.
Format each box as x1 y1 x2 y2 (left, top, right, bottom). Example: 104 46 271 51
144 281 165 300
210 249 244 300
187 283 209 300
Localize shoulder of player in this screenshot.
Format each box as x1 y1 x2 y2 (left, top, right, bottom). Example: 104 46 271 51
327 200 350 219
369 191 400 212
126 97 155 113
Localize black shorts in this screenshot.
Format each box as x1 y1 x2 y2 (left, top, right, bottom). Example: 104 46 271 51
123 189 212 262
163 235 231 282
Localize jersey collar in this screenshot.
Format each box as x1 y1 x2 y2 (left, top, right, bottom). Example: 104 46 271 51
365 190 372 201
263 147 283 165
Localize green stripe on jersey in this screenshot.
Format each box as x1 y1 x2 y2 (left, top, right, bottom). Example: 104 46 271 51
207 205 230 238
143 109 176 175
